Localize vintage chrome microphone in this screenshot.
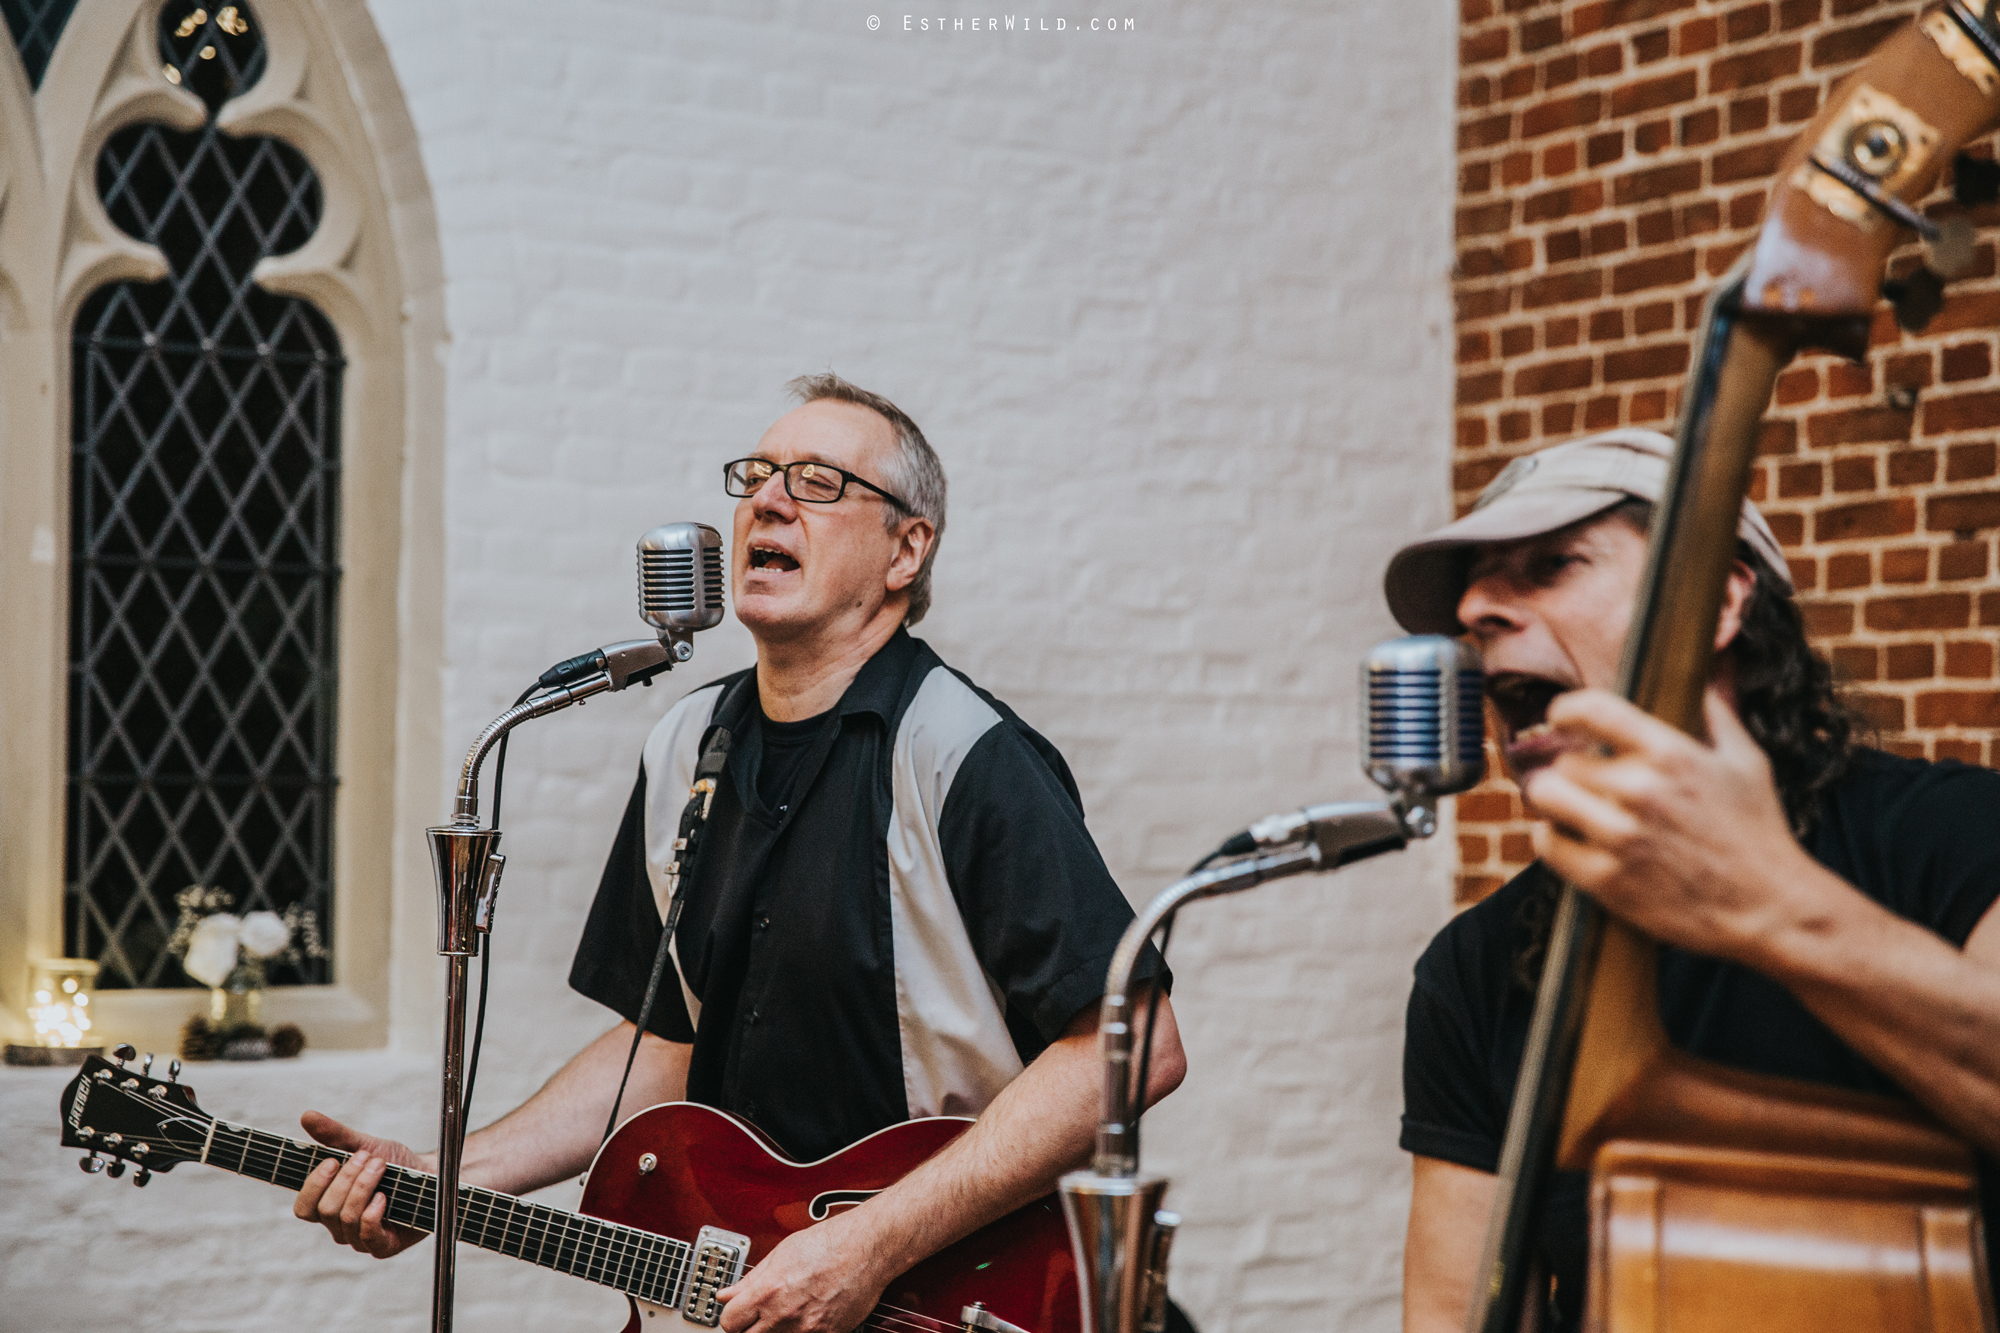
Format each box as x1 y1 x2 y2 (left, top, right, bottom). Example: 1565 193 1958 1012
1058 635 1484 1333
426 522 723 1333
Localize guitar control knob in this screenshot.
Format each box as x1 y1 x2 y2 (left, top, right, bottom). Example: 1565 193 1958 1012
106 1159 126 1179
80 1153 105 1174
133 1167 152 1187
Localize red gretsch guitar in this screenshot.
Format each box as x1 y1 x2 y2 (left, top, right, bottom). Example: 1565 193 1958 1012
57 1051 1078 1333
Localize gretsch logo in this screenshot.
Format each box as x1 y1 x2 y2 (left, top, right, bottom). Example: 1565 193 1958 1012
68 1077 90 1128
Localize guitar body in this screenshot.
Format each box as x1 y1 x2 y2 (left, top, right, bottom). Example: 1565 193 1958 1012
581 1103 1079 1333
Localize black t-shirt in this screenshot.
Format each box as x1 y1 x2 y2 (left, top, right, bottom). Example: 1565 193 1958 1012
1401 748 2000 1331
754 705 831 815
569 629 1164 1161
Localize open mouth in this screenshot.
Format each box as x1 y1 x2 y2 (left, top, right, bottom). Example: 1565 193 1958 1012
1486 672 1577 773
749 544 800 573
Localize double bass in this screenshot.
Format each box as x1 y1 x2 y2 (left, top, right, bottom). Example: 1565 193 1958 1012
1468 5 2000 1331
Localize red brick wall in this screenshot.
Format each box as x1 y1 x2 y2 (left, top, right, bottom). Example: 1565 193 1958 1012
1453 0 2000 902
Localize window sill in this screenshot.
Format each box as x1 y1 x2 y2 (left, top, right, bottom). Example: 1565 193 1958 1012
84 983 388 1057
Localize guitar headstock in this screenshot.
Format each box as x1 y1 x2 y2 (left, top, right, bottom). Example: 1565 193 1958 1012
58 1046 212 1185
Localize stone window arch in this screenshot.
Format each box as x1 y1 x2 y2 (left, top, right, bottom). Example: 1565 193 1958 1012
0 0 445 1049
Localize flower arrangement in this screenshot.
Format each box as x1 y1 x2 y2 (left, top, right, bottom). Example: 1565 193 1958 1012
166 886 324 1060
166 885 326 989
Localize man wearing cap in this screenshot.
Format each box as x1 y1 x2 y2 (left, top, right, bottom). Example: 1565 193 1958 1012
1388 429 2000 1333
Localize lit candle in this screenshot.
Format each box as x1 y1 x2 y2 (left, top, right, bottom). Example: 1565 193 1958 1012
26 959 99 1048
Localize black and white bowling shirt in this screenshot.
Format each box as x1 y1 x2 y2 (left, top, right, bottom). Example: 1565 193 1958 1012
569 628 1163 1162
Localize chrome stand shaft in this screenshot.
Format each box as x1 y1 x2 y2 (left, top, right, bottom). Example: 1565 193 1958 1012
432 953 471 1333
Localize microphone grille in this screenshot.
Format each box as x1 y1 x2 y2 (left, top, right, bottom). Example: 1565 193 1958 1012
1362 635 1485 799
637 523 725 633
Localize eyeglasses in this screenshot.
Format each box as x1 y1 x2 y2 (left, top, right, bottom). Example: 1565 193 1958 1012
723 457 912 512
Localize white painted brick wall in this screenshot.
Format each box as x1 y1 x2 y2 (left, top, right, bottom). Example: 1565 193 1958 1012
0 2 1457 1329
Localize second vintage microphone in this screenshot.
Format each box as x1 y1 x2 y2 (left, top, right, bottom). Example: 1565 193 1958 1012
1213 634 1486 862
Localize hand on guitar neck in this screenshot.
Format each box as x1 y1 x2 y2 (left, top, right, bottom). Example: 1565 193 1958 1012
295 1020 691 1260
293 1110 432 1258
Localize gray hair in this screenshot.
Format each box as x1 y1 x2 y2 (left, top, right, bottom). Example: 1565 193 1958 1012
786 372 947 625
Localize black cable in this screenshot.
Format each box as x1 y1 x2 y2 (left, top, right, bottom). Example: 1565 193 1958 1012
461 948 493 1122
1128 912 1175 1157
461 681 542 1124
1127 836 1238 1147
1189 831 1255 873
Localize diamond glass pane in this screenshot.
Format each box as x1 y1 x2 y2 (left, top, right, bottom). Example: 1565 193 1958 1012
66 3 343 989
2 0 77 88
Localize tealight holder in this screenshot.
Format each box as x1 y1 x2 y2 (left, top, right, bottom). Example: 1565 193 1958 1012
5 958 104 1066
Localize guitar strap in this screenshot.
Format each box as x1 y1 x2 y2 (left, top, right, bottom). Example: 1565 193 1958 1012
600 686 742 1147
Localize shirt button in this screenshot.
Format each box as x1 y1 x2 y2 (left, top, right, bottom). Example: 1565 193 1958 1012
746 1008 760 1025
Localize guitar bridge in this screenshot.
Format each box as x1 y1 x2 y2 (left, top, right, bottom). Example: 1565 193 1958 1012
682 1226 750 1327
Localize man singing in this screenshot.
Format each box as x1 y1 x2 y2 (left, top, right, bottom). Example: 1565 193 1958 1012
1386 429 2000 1333
293 373 1185 1333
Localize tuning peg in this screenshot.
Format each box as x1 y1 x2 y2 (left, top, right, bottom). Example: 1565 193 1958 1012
167 1058 182 1082
132 1167 151 1187
1926 216 1978 280
79 1153 105 1174
140 1053 154 1077
105 1159 126 1179
112 1043 136 1067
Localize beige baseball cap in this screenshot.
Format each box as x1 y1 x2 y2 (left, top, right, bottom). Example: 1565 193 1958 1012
1383 428 1792 635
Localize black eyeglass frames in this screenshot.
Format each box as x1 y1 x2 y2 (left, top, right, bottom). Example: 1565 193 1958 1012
723 457 912 511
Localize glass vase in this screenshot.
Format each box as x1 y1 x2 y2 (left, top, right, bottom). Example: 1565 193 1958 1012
209 956 266 1030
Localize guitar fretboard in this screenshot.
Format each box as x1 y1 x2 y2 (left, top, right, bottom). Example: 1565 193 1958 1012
195 1121 692 1306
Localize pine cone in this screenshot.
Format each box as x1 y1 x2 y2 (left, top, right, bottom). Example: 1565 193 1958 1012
179 1015 217 1061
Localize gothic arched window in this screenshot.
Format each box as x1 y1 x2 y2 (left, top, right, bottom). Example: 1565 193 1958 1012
67 6 343 988
0 0 444 1049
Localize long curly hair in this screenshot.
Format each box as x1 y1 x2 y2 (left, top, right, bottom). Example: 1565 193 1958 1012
1511 499 1857 990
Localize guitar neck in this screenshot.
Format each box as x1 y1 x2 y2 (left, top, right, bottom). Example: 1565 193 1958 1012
196 1120 693 1305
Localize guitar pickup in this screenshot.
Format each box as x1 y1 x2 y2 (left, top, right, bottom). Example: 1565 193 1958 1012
682 1226 751 1327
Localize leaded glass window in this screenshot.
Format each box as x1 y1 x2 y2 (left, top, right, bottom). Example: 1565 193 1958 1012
1 0 78 88
66 2 343 989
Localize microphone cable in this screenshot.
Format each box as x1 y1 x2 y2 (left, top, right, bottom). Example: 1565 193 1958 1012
1128 913 1174 1158
1128 840 1222 1156
461 680 542 1125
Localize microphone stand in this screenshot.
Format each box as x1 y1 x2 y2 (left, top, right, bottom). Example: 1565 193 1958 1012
425 635 689 1333
1059 798 1430 1333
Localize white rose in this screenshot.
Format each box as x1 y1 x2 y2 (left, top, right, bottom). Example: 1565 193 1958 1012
182 914 243 987
238 910 291 959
